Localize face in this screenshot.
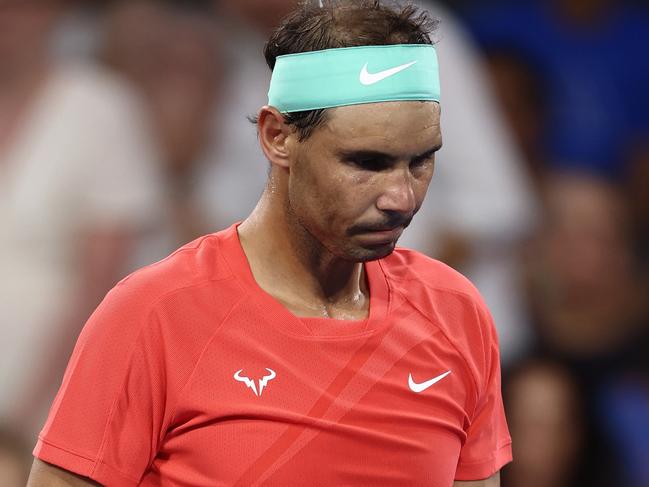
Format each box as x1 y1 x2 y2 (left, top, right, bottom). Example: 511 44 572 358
286 101 442 262
0 1 61 64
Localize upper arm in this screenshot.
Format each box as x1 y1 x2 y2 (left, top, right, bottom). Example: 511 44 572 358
453 470 500 487
454 303 512 479
32 282 168 485
27 459 102 487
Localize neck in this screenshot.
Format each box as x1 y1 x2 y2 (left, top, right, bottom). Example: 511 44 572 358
238 174 369 319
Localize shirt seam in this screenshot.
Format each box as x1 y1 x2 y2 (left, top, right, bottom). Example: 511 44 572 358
117 233 220 285
38 436 140 483
457 440 512 466
387 272 482 305
37 436 96 462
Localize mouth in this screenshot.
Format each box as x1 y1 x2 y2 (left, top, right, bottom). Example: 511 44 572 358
357 226 405 245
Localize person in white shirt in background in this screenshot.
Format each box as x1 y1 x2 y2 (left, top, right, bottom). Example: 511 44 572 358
0 0 166 436
101 0 224 255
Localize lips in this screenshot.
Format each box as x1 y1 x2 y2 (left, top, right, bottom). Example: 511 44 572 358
358 226 404 244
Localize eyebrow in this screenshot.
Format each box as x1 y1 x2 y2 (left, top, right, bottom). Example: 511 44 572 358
336 143 443 162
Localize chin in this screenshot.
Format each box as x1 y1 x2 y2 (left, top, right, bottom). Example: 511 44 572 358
344 242 397 262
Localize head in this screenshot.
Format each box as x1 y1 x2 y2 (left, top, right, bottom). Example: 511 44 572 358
527 171 642 356
540 172 633 293
102 0 169 87
0 0 64 73
103 1 222 176
257 1 442 262
219 0 299 33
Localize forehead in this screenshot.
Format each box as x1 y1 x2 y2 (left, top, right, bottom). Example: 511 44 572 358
311 101 441 154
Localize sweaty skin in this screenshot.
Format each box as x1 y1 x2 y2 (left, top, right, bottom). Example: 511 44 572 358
239 101 442 320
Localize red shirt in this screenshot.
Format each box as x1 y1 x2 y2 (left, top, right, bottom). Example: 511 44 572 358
34 224 512 486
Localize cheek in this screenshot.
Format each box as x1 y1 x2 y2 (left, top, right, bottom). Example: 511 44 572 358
414 178 432 206
331 172 378 219
288 162 340 228
289 150 388 237
412 166 436 207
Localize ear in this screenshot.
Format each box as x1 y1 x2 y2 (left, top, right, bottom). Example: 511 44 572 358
257 106 294 169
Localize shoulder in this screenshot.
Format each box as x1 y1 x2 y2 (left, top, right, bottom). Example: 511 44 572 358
382 246 485 305
65 228 249 402
381 246 493 340
108 230 239 314
381 248 498 384
81 229 244 349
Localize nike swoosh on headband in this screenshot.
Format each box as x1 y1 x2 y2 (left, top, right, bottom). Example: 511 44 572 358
359 60 418 85
267 45 440 112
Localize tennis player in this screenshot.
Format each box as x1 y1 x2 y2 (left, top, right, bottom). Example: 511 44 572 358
27 1 512 485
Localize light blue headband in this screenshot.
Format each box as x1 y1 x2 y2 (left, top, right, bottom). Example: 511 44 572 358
267 44 440 113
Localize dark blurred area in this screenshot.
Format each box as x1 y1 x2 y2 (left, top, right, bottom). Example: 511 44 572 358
1 0 647 486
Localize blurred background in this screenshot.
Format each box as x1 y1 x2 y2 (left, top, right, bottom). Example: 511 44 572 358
0 0 647 485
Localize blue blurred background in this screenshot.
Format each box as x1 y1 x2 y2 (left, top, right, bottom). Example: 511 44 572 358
1 1 647 485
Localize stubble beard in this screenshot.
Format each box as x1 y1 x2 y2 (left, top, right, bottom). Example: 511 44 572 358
285 192 395 264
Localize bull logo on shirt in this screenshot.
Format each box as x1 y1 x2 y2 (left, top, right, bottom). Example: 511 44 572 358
233 368 276 396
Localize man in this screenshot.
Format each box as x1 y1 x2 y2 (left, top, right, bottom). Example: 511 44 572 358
27 2 511 485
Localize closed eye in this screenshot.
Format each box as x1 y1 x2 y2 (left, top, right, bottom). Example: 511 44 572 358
338 144 441 172
347 156 391 172
410 153 434 167
410 146 440 167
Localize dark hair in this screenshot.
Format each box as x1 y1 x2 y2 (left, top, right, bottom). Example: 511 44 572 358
253 0 439 141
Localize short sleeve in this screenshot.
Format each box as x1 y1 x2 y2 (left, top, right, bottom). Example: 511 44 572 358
33 281 168 486
455 305 513 480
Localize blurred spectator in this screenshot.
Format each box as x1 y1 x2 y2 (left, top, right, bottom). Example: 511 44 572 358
461 5 649 480
523 172 649 486
102 0 223 248
0 426 31 487
526 172 644 358
465 0 649 181
502 359 583 487
0 0 166 435
218 0 299 33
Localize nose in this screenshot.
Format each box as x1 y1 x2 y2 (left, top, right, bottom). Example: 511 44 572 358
375 167 417 216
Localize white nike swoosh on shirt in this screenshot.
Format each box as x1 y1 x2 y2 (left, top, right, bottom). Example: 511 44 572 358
359 60 418 85
408 370 452 393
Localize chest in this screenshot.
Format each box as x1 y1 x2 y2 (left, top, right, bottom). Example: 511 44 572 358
141 304 476 487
